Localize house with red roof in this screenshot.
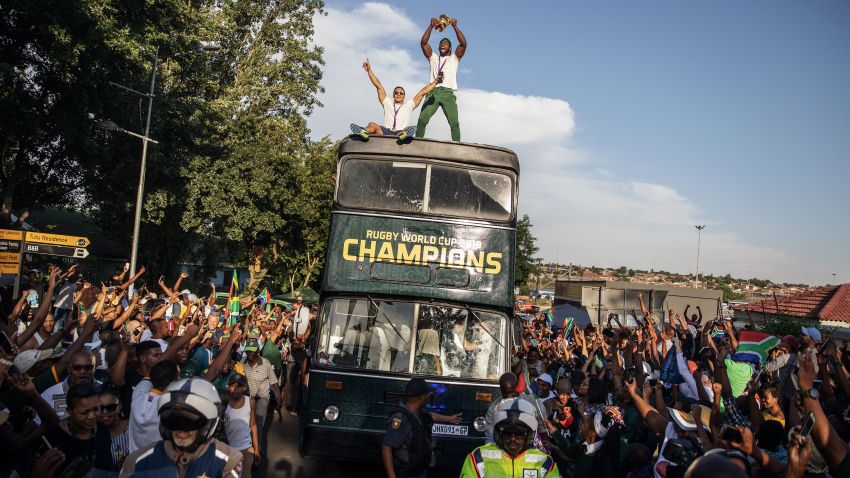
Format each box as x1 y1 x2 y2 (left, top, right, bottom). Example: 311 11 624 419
733 283 850 338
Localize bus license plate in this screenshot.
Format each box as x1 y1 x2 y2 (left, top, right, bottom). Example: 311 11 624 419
432 424 468 436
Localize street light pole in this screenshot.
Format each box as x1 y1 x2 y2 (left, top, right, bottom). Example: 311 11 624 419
694 225 705 287
128 49 158 295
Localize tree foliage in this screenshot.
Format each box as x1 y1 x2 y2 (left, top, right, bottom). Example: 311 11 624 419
2 0 333 291
515 214 539 289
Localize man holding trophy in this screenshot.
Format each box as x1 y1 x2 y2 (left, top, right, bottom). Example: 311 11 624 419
415 15 467 142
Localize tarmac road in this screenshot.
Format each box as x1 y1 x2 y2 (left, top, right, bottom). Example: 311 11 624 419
252 409 386 478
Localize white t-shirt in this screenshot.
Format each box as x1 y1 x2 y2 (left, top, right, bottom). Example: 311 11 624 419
138 331 168 352
129 379 162 452
225 399 254 451
39 379 103 422
381 97 415 131
429 53 460 90
292 306 310 337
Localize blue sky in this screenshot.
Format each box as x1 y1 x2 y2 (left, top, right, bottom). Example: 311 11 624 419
309 1 850 285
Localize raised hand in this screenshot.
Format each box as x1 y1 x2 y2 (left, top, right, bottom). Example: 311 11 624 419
430 17 438 27
797 352 816 390
362 58 370 71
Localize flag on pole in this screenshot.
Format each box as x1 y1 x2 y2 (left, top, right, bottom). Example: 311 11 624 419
227 270 240 326
732 331 780 364
561 316 574 338
544 309 554 327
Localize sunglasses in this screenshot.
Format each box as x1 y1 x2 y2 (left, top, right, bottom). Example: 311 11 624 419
100 403 120 413
71 364 95 372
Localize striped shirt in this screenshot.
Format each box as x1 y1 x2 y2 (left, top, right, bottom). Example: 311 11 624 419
243 357 277 400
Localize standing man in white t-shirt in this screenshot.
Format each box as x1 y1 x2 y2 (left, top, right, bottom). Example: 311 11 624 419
415 17 467 141
351 59 437 140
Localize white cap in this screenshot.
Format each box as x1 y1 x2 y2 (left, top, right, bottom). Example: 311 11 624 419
14 348 53 374
537 373 553 386
181 289 191 296
188 293 198 303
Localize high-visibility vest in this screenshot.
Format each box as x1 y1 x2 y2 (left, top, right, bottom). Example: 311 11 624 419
460 442 559 478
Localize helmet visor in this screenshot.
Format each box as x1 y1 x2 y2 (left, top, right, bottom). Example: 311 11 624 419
161 407 207 431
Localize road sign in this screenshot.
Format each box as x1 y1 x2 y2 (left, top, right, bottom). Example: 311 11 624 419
0 230 23 241
0 263 18 275
0 240 21 253
26 232 91 248
0 252 20 263
23 242 90 258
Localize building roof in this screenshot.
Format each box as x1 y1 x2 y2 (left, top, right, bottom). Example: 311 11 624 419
737 284 850 323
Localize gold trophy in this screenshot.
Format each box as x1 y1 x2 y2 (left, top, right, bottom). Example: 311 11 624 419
435 14 453 32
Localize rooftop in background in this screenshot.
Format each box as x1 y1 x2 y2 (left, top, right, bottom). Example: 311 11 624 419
736 283 850 324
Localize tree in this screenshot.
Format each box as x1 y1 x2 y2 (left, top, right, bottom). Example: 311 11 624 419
514 214 539 290
181 0 328 293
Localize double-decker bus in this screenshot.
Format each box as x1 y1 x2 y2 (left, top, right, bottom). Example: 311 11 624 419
301 136 520 468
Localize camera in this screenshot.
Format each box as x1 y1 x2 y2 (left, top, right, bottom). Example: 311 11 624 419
436 72 444 84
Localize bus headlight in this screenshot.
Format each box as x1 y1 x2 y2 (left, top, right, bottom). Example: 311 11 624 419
473 416 486 432
324 405 340 422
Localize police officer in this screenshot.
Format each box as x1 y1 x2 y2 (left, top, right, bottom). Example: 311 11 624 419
120 378 243 478
382 377 462 478
460 398 560 477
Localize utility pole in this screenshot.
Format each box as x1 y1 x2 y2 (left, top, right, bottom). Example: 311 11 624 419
694 225 705 287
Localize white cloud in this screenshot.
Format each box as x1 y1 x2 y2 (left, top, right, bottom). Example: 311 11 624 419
310 2 793 283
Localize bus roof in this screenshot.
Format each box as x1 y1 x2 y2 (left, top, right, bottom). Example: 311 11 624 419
339 136 519 173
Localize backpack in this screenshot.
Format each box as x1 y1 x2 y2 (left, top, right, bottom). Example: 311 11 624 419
393 406 433 476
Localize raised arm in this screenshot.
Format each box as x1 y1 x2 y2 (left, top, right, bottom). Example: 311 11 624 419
451 19 467 59
16 269 59 347
412 80 438 108
204 329 243 381
625 378 670 437
421 18 436 59
362 59 387 103
119 265 145 292
797 352 849 473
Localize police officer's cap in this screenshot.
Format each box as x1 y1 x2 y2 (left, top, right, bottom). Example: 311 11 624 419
404 377 431 397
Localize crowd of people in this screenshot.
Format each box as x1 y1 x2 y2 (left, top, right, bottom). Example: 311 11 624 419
6 262 850 478
0 263 314 478
446 294 850 478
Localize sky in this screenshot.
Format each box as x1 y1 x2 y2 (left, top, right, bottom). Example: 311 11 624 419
306 0 850 286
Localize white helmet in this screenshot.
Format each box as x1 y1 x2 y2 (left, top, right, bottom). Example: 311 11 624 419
157 378 222 452
492 397 538 434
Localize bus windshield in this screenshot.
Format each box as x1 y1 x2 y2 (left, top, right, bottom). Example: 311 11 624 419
316 298 507 380
337 158 513 221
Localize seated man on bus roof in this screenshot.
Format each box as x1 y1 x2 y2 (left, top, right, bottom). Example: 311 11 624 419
351 59 437 140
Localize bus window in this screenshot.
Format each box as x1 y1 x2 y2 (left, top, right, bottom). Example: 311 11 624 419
317 299 506 380
337 160 426 213
415 305 506 380
318 298 414 372
337 159 513 221
427 166 512 221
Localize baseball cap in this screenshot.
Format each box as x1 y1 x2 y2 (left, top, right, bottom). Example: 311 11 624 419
14 348 53 374
537 373 554 386
244 341 259 352
801 326 822 342
404 377 431 396
297 295 303 301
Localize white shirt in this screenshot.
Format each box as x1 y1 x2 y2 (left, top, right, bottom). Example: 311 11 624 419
138 331 168 352
225 399 253 451
429 53 460 90
39 378 103 422
129 379 162 452
292 305 310 337
381 97 415 131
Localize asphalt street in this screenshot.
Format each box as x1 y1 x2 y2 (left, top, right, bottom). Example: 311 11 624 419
252 410 386 478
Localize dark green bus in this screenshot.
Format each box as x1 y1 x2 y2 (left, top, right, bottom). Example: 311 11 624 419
301 136 520 468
